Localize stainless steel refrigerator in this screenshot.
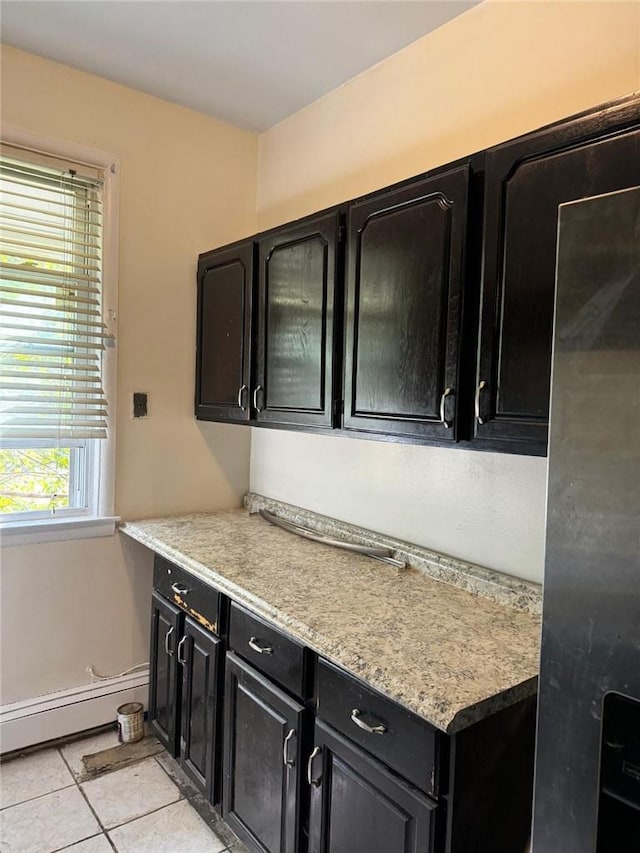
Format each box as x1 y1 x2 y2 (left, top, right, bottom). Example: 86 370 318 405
532 185 640 851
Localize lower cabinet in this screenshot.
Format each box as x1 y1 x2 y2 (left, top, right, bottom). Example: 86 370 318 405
179 617 222 800
149 592 181 755
222 652 306 853
308 720 438 853
149 589 222 803
149 561 536 853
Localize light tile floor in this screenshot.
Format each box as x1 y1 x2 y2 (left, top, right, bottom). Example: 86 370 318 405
0 729 247 853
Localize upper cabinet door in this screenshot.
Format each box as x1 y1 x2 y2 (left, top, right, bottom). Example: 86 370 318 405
476 100 640 455
255 211 342 429
196 241 254 423
343 166 469 442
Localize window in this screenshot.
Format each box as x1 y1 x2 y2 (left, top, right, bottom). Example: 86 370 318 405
0 142 116 537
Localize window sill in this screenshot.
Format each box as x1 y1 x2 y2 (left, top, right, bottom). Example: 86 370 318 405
0 516 120 547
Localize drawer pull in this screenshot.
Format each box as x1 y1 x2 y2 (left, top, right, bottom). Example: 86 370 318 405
439 386 454 429
249 636 274 655
171 583 191 596
177 636 187 666
307 746 322 787
475 380 488 425
283 728 296 768
164 626 175 656
237 384 248 411
351 708 387 735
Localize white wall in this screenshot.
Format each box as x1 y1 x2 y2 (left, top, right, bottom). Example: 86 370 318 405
251 0 640 583
251 433 548 582
0 46 258 705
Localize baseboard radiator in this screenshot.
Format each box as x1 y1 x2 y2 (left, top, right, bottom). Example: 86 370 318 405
0 670 149 754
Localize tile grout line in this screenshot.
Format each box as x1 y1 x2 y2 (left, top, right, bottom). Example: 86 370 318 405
57 745 117 850
152 752 182 784
152 755 244 852
60 747 189 844
103 795 186 835
3 739 237 853
51 831 112 853
0 780 77 812
152 756 222 837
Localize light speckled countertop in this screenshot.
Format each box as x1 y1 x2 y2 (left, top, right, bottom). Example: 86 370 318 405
120 499 541 734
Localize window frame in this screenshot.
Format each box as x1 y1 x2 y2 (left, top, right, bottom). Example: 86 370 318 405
0 438 95 523
0 126 119 546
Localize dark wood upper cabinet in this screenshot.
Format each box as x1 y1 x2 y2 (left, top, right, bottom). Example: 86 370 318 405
196 240 254 423
255 211 343 429
343 165 469 441
194 95 640 456
475 97 640 455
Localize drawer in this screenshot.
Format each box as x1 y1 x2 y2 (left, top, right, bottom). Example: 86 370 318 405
153 555 221 635
228 603 307 700
316 658 440 797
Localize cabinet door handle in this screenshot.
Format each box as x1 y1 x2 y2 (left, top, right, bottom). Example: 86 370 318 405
350 708 387 735
171 583 190 596
164 626 175 656
177 636 187 666
307 746 322 787
248 636 273 655
283 728 296 768
237 384 248 411
253 385 264 413
475 380 488 425
439 387 454 429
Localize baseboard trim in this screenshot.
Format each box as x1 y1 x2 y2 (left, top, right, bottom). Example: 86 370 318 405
0 670 149 754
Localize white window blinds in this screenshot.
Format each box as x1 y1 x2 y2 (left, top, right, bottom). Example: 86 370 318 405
0 145 111 440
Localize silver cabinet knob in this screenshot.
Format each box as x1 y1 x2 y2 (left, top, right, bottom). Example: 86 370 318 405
283 728 296 768
237 384 248 411
164 626 175 656
171 583 190 596
439 387 454 429
177 636 187 666
475 380 488 425
350 708 387 735
253 385 264 413
307 746 322 787
248 636 273 655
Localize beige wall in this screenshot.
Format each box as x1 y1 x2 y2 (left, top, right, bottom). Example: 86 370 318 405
2 0 639 702
1 537 153 703
0 46 258 703
251 0 640 583
257 0 640 226
1 44 258 520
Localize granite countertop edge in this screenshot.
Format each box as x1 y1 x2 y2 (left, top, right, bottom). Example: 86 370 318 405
120 499 541 735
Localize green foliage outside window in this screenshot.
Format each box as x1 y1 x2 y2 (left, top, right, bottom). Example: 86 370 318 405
0 448 71 514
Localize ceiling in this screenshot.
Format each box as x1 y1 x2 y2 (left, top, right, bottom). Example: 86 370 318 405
1 1 479 131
